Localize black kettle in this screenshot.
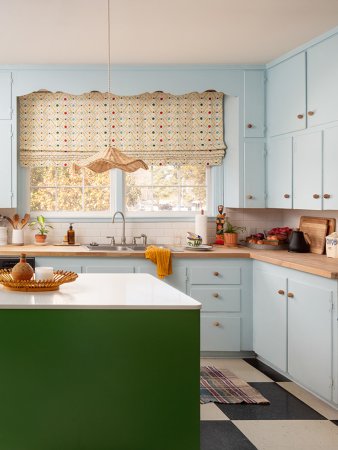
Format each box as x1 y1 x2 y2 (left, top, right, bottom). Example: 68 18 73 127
288 228 310 253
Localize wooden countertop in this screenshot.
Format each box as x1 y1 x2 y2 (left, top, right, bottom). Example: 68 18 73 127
1 244 338 279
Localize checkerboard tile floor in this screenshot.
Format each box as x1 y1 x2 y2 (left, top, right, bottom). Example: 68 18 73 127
200 358 338 450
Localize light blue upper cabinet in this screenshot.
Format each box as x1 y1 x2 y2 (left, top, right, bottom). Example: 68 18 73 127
266 136 292 208
0 72 12 120
244 141 265 208
0 122 13 207
267 53 306 137
323 125 338 210
307 34 338 128
244 71 265 138
293 131 322 210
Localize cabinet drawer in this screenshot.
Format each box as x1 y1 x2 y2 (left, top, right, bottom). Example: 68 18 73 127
189 267 241 285
201 315 240 351
190 287 240 312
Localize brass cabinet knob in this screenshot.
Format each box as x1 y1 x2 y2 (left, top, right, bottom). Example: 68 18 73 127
278 289 285 295
247 195 253 200
287 292 294 298
213 293 219 298
297 114 304 119
323 194 331 199
307 111 315 116
247 123 253 128
313 194 320 199
213 271 219 277
213 321 220 327
284 194 290 199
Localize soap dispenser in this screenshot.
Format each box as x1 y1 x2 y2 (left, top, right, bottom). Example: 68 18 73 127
67 223 75 245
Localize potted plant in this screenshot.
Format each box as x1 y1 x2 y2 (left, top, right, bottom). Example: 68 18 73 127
224 221 246 246
28 215 53 244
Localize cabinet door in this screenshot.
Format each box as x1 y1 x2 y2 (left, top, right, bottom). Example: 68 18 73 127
293 131 322 210
288 279 333 401
137 264 187 293
201 315 240 351
323 126 338 210
267 53 306 136
307 34 338 127
85 266 135 273
244 70 265 138
266 136 292 208
0 122 12 207
253 269 287 372
244 141 265 208
0 72 12 119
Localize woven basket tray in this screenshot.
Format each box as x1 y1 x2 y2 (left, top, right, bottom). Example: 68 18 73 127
0 269 78 292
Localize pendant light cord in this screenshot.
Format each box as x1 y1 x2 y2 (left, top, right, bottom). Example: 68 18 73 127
107 0 111 148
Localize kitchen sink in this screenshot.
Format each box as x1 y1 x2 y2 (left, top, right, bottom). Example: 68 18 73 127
86 245 131 251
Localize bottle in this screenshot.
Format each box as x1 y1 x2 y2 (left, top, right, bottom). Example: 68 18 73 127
67 223 75 245
11 253 34 281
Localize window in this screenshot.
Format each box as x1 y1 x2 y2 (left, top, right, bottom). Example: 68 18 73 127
28 164 211 218
30 167 111 214
125 165 208 214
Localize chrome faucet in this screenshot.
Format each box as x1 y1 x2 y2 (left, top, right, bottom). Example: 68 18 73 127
112 211 126 245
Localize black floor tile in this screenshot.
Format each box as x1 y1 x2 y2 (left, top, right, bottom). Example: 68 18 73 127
201 421 258 450
216 382 325 420
332 420 338 426
244 358 290 382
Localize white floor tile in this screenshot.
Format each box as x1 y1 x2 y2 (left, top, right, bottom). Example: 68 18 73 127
277 382 338 420
233 420 338 450
200 403 229 421
200 358 272 382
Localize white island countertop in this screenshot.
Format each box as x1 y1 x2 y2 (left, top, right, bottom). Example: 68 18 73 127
0 273 201 310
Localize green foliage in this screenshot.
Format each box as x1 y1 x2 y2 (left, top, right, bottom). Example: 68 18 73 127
28 215 53 235
30 167 110 212
125 165 207 212
224 221 246 234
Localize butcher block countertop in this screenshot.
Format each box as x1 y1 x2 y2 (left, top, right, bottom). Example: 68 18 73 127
1 244 338 279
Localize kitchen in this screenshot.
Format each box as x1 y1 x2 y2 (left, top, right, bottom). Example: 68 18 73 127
0 1 338 449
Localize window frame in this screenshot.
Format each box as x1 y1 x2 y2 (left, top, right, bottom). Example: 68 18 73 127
22 164 223 221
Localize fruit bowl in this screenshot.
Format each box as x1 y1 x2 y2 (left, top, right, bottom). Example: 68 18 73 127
0 269 78 292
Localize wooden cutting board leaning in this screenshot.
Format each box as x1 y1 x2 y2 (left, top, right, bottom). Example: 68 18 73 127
299 216 336 254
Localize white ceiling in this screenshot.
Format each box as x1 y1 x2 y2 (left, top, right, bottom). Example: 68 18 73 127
1 0 338 65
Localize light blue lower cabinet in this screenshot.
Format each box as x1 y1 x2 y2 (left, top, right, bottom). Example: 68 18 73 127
253 261 338 405
187 260 253 353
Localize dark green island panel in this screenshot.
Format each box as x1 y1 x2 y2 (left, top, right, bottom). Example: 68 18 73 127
0 308 200 450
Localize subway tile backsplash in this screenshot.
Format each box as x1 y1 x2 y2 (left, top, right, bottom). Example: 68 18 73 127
1 208 336 246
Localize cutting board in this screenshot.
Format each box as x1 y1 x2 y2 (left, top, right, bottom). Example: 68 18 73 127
299 216 336 254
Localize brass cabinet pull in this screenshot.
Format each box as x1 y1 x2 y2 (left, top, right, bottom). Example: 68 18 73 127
313 194 320 199
287 292 294 298
284 194 290 199
297 114 304 119
323 194 331 199
278 289 285 295
247 195 253 200
247 123 253 128
213 271 219 277
213 321 220 327
307 111 315 116
213 293 219 298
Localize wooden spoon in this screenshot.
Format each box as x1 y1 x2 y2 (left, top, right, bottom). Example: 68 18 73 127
13 214 20 230
4 216 15 228
20 213 30 229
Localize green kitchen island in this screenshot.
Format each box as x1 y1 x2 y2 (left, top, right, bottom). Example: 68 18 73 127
0 273 201 450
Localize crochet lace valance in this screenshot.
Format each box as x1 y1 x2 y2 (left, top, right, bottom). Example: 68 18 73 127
19 91 226 168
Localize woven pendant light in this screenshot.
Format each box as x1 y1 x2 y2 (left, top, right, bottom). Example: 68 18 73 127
73 0 148 174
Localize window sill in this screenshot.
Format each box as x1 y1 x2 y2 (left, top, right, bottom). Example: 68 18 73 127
32 215 216 223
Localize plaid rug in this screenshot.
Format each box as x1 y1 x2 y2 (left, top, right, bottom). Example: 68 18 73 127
200 366 270 404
